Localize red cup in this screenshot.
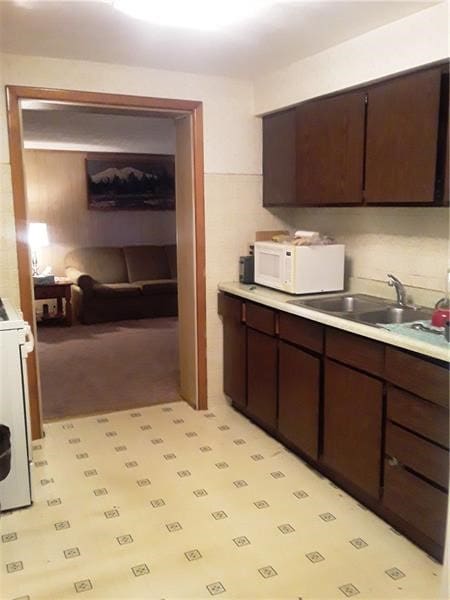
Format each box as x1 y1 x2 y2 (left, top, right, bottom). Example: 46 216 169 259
431 308 450 327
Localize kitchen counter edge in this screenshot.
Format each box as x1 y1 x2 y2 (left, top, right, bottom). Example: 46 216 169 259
218 282 450 363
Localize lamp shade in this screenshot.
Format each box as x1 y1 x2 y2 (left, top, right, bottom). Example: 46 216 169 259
28 222 49 249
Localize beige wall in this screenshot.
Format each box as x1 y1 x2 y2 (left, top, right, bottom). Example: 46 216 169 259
24 149 176 276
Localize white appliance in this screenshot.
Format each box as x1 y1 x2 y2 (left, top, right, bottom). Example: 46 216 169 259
254 241 345 294
0 298 34 511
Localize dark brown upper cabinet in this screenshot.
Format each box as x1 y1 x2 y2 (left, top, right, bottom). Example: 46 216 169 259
262 62 448 208
364 67 442 204
263 108 297 206
296 91 366 205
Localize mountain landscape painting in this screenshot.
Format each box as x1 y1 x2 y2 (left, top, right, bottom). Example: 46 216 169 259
86 154 175 210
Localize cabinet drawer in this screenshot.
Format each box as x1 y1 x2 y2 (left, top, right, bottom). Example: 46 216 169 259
279 313 323 353
246 302 276 335
383 459 447 547
385 347 449 408
386 421 449 489
218 293 243 321
387 385 449 448
326 328 384 376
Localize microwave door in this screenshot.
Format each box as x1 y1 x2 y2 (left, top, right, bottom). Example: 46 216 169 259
256 248 283 288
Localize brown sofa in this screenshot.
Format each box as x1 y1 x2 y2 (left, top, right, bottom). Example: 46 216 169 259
65 245 177 324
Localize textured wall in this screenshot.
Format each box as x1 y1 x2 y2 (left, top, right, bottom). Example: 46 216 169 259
269 206 450 308
24 150 177 276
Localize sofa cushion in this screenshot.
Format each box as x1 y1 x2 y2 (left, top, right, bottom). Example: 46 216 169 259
92 283 142 297
124 245 171 283
65 247 128 284
164 245 177 279
135 279 178 296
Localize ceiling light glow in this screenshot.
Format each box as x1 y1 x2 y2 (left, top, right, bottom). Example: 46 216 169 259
113 0 276 31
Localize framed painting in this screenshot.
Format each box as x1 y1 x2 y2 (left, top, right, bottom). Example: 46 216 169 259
86 153 175 210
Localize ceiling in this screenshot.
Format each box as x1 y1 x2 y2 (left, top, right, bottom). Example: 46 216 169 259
0 0 439 78
22 103 177 153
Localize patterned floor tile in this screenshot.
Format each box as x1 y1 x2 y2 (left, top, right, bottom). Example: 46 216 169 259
0 399 443 600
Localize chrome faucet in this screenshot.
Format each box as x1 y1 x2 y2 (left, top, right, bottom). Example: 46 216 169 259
387 274 407 306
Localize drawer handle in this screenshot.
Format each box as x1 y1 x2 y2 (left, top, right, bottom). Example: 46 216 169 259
387 456 400 467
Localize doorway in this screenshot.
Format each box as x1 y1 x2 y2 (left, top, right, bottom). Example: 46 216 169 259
6 86 207 439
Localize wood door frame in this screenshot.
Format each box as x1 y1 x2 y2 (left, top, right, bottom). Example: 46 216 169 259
6 85 207 439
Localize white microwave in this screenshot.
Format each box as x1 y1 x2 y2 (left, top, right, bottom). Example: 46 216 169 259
254 241 345 294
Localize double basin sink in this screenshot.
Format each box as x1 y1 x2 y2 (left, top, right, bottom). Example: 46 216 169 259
287 293 432 327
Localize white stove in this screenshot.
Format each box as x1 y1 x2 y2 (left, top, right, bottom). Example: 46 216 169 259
0 298 34 511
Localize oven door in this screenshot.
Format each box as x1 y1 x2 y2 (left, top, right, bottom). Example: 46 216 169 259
0 328 32 511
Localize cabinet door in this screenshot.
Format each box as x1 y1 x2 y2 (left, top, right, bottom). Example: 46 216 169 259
263 109 297 206
365 68 442 204
323 359 383 498
278 341 320 459
247 328 277 429
222 295 246 409
296 91 365 205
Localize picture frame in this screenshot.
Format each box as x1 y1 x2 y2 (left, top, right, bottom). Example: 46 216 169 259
86 153 175 211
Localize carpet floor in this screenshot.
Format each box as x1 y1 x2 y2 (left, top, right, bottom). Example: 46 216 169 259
37 318 180 421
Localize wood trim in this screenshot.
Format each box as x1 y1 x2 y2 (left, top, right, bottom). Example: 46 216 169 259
7 87 43 440
192 104 207 410
6 85 207 437
8 85 201 112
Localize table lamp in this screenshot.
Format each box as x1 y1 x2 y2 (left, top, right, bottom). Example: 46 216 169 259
29 222 49 276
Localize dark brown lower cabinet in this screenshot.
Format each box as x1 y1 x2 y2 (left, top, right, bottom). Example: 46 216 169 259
278 341 320 459
247 328 277 430
221 295 246 409
219 292 449 561
322 359 383 499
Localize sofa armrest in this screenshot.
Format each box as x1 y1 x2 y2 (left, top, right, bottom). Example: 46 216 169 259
65 267 96 292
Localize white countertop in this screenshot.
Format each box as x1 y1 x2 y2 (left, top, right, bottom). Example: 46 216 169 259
218 282 450 363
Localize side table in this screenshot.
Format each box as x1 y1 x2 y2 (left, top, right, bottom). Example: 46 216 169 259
34 280 73 326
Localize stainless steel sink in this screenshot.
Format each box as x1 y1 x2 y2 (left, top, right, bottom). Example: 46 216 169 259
356 306 433 325
287 293 432 327
288 293 388 314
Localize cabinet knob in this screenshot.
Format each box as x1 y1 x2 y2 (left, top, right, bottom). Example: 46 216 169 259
387 456 399 467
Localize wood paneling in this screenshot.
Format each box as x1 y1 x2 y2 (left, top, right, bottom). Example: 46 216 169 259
279 313 323 353
247 329 277 430
278 341 320 459
24 150 177 276
326 328 384 377
386 421 449 489
365 68 442 204
387 385 449 449
263 108 297 206
385 347 449 408
296 90 365 205
383 459 447 548
323 359 383 498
